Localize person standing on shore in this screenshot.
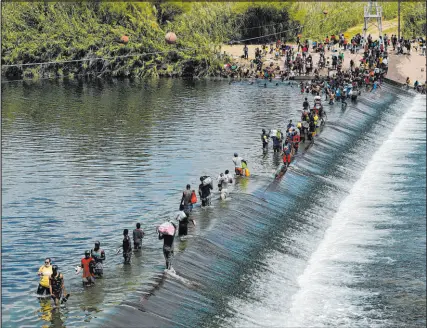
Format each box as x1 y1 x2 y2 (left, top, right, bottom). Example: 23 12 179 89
243 45 248 60
406 77 412 89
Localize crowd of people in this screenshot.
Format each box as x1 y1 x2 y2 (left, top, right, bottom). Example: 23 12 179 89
222 31 426 94
35 31 425 309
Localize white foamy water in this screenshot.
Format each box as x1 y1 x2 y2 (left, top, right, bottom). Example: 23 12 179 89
224 95 425 328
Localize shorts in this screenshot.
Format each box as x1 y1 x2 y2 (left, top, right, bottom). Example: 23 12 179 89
82 276 95 285
283 154 291 163
133 242 142 249
94 262 104 275
51 291 62 301
201 196 211 207
163 247 174 269
123 251 132 263
178 221 188 236
183 204 193 215
235 167 243 175
37 284 51 295
220 188 229 200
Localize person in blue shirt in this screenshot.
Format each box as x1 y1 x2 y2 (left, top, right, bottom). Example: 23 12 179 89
370 80 381 92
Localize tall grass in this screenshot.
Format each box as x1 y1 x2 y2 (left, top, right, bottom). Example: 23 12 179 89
2 2 422 80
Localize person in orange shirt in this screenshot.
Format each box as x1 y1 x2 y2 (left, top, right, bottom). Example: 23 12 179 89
76 250 96 287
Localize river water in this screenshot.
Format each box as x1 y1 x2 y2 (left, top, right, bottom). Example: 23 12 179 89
2 78 425 328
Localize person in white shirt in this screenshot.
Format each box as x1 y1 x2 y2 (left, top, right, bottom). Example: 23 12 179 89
232 153 243 176
217 170 233 200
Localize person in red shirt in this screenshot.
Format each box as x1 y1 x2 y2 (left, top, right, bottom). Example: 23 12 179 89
292 132 300 154
77 250 96 287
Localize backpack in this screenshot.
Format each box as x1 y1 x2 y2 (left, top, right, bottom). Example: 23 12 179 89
190 190 197 204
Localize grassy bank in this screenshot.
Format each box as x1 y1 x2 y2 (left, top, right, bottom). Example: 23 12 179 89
1 2 424 80
1 2 234 79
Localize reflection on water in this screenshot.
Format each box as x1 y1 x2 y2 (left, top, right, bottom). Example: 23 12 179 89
2 78 423 327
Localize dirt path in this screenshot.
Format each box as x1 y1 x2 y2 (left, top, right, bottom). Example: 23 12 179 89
221 43 426 85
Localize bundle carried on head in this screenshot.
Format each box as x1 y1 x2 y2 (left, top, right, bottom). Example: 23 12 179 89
202 176 213 186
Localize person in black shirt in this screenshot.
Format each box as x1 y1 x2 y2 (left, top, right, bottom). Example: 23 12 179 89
199 176 213 207
176 211 195 237
49 265 67 306
261 129 269 150
157 222 177 270
122 229 132 264
303 98 309 110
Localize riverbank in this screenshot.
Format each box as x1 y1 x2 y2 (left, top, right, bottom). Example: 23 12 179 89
221 43 426 86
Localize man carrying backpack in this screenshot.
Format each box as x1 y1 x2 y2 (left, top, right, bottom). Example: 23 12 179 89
180 184 193 215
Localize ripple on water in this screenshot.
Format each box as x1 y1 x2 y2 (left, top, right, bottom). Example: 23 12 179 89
2 80 425 328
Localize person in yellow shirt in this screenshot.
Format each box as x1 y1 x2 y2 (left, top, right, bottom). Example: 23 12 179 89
37 258 52 296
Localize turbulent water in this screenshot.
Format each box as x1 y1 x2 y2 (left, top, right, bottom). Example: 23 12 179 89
2 78 425 328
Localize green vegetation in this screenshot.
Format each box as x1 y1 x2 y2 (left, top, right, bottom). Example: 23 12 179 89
1 2 234 79
344 18 399 40
400 1 427 38
1 1 425 80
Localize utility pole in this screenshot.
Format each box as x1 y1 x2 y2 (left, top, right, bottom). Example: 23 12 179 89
363 0 383 44
398 0 401 40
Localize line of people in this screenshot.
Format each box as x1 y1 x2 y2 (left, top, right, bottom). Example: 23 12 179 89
261 96 325 171
35 89 334 307
157 160 245 271
36 223 144 301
